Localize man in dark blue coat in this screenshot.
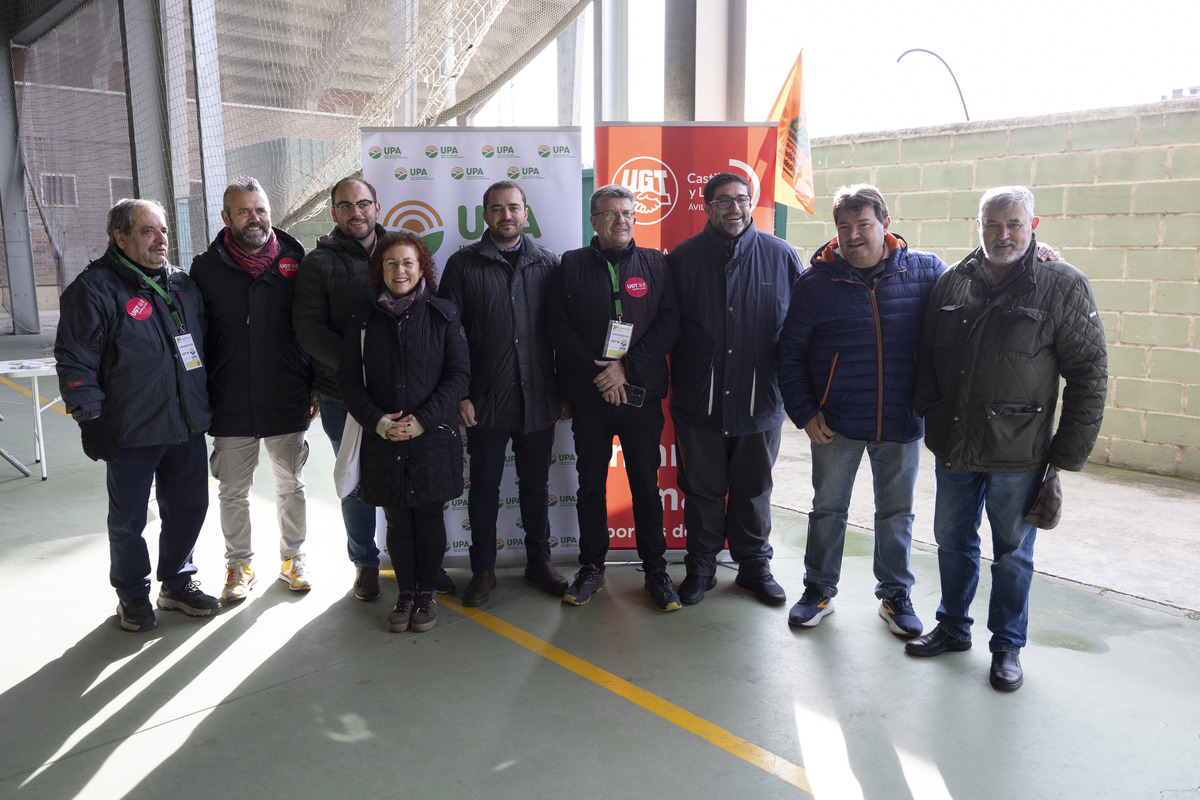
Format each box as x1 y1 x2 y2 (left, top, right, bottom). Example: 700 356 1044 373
778 184 944 636
667 173 802 606
56 198 219 632
191 177 314 605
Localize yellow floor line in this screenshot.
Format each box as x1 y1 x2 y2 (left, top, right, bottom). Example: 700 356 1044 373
0 375 68 414
441 595 813 794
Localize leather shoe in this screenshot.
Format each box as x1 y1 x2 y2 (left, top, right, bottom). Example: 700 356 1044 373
678 573 717 605
904 625 972 657
524 561 568 596
989 651 1023 691
734 572 787 606
462 571 496 607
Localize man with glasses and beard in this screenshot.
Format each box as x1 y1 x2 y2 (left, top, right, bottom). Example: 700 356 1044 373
666 173 802 607
191 176 315 605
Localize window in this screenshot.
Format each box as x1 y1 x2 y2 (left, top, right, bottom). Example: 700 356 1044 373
109 176 135 205
42 174 78 207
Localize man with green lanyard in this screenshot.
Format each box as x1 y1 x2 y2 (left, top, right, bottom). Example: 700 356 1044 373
56 198 220 632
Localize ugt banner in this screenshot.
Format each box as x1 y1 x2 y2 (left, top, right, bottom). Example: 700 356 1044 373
594 123 777 252
361 127 583 276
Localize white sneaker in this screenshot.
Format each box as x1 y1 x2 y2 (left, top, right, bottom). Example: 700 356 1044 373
222 561 256 603
279 554 312 591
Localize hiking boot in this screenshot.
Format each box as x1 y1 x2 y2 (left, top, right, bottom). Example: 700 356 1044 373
388 591 414 632
462 570 497 607
644 569 682 611
788 588 834 628
879 594 923 638
436 568 455 595
562 565 606 606
678 573 717 605
222 561 257 604
353 566 380 601
279 554 312 592
411 591 438 632
117 596 158 632
157 581 221 617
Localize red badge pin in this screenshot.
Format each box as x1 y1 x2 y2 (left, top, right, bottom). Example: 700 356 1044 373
126 297 153 320
624 277 648 298
278 258 299 278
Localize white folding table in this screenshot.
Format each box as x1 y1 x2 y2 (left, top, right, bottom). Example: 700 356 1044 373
0 358 61 480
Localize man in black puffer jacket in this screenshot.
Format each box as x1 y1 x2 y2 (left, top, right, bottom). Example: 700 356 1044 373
546 184 681 612
191 177 313 605
907 186 1107 693
439 180 566 606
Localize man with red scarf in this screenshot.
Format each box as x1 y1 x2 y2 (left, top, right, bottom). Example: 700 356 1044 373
191 176 316 604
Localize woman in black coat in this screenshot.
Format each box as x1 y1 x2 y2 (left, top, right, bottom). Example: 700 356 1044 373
339 232 469 633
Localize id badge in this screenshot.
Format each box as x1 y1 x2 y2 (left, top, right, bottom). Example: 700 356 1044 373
605 320 633 359
174 333 203 371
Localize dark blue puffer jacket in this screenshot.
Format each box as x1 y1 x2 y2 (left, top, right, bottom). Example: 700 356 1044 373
777 233 945 443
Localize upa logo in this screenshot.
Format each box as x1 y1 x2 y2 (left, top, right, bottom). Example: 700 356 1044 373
464 167 486 179
506 166 520 179
547 495 557 507
125 297 152 320
624 277 647 297
481 145 495 158
494 538 504 551
506 538 524 548
383 200 445 254
537 144 551 158
462 519 472 532
612 156 678 224
558 535 579 547
546 144 573 158
368 145 382 160
424 145 438 158
450 166 465 180
394 167 408 181
548 536 559 549
520 166 543 179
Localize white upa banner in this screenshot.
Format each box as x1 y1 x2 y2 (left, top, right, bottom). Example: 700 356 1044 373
361 127 586 566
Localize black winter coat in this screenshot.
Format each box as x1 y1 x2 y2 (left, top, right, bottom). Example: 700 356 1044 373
546 237 678 403
190 228 312 438
293 224 384 401
438 232 559 432
55 249 212 446
914 238 1108 472
338 287 470 508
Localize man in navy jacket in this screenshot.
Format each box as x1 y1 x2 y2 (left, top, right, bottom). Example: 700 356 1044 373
191 177 314 605
667 173 801 606
778 184 944 635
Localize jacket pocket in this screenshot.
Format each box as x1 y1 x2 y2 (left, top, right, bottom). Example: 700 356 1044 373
982 401 1044 465
999 307 1046 356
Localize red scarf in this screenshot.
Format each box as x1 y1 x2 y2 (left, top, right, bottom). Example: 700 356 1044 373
224 228 280 278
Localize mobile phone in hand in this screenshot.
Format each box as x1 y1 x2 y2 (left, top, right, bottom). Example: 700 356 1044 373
623 384 646 407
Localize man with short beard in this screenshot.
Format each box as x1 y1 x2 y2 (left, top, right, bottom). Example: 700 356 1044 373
666 173 802 607
190 176 315 604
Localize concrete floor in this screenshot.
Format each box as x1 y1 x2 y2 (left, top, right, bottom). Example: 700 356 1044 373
2 329 1199 800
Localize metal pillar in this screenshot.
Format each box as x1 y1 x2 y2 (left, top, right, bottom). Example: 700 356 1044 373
663 0 695 121
190 0 226 243
389 0 418 126
557 17 583 126
690 0 745 121
0 41 39 333
594 0 628 123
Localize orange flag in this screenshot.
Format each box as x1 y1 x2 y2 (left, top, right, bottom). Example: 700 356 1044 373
768 51 817 214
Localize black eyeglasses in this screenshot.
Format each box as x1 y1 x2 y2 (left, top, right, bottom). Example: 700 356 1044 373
333 200 375 213
708 195 752 210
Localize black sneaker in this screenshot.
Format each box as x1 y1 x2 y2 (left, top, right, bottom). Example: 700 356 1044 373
117 596 158 632
388 592 414 633
354 566 381 601
411 591 438 632
436 568 456 595
562 565 606 606
644 570 682 612
157 581 221 617
678 573 717 605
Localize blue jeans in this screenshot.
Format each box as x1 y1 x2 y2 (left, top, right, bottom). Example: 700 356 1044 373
318 395 380 568
932 463 1042 654
465 424 554 573
804 435 920 599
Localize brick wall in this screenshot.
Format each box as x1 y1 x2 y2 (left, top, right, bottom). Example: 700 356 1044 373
785 97 1200 480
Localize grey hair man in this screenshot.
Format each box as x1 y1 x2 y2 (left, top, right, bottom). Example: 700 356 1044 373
907 186 1108 692
55 197 219 632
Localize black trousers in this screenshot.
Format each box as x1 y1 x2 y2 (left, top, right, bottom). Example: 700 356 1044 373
570 400 667 572
384 502 447 592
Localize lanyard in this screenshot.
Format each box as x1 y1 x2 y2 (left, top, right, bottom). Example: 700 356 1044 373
606 260 623 319
113 249 185 332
